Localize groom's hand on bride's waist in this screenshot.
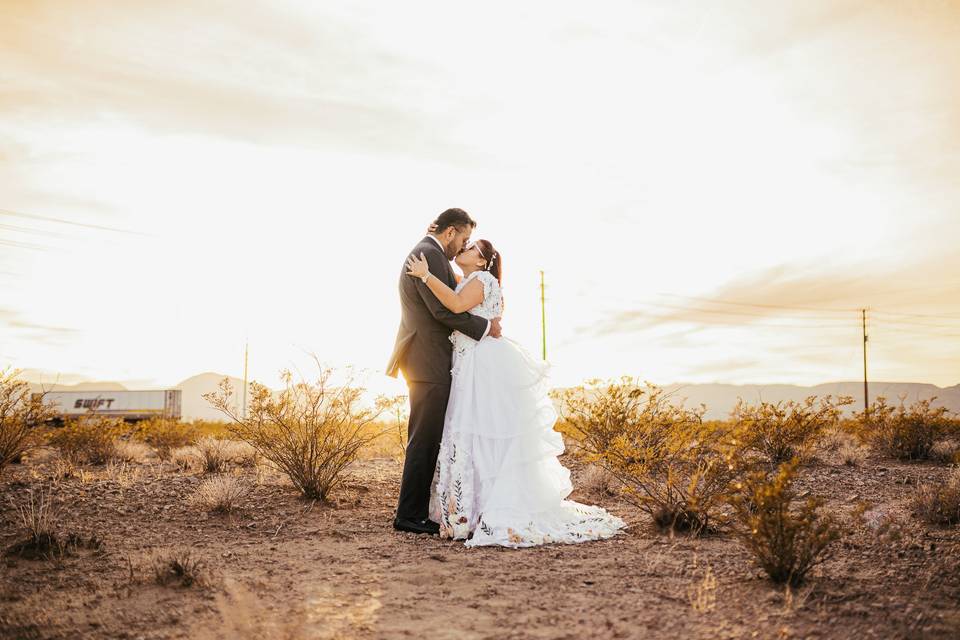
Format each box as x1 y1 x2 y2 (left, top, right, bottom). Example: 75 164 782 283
489 317 502 338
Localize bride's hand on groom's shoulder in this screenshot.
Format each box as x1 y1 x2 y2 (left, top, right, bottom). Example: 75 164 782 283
426 222 438 234
406 252 429 279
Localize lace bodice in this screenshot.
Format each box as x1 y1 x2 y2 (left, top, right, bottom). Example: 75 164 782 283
449 271 502 373
455 270 502 319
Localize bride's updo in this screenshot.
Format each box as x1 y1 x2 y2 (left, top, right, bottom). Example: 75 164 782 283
475 239 502 286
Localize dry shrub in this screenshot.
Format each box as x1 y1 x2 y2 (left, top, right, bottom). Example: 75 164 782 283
579 463 621 497
732 394 855 466
194 436 233 474
130 417 198 460
151 547 208 587
4 485 100 560
727 459 841 586
204 362 401 501
0 367 58 476
221 439 260 468
929 440 960 465
190 475 251 513
45 415 126 465
912 468 960 526
169 445 200 472
111 438 153 464
104 459 142 490
856 396 955 460
555 377 745 535
817 430 868 467
6 484 61 559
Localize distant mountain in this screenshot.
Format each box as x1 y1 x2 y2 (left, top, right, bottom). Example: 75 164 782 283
556 381 960 421
24 379 129 393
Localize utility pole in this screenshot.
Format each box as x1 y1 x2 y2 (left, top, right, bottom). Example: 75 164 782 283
242 339 249 420
540 270 547 361
862 309 869 423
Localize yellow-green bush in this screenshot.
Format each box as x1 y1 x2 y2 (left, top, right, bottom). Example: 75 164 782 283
0 368 58 475
727 458 841 586
856 396 955 461
554 377 746 535
129 418 198 460
45 415 127 465
203 365 401 500
731 394 854 466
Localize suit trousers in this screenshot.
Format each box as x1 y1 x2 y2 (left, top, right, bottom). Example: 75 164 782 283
395 380 451 521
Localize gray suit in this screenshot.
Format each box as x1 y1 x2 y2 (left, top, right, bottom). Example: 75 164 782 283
387 236 489 521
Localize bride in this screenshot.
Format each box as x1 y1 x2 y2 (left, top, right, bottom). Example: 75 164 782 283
405 239 626 548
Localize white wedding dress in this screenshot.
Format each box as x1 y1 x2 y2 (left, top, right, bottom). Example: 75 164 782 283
428 270 627 548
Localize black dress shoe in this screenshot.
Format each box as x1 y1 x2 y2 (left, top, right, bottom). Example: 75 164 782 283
393 517 440 535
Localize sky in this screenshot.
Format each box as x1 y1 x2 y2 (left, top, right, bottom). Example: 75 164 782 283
2 0 959 399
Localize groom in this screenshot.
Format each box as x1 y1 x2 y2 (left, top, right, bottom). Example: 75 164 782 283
386 208 502 535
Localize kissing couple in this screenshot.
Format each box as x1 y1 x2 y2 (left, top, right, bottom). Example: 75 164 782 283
387 207 626 547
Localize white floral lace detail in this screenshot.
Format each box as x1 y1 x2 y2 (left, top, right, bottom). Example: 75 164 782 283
449 271 501 379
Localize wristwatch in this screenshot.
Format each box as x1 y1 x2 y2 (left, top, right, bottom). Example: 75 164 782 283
420 272 430 284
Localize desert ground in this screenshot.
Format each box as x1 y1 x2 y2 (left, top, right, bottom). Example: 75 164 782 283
1 440 958 640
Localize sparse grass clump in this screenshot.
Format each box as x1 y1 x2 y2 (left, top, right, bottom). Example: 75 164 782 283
912 468 960 526
45 415 126 465
6 485 61 559
111 438 153 464
0 367 58 476
204 362 400 501
194 436 232 474
190 475 250 513
4 485 101 561
555 378 745 535
732 394 854 467
857 396 955 461
727 459 841 587
169 445 200 472
151 547 208 587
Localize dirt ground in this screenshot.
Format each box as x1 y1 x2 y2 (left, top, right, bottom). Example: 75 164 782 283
1 445 959 640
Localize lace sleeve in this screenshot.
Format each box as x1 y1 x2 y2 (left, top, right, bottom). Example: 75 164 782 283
478 271 503 316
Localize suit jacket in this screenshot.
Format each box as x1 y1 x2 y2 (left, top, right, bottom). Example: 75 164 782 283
386 237 489 383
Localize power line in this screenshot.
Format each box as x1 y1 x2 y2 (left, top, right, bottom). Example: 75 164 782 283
870 314 960 329
0 238 51 251
605 300 858 327
657 291 960 323
872 309 960 320
868 323 960 339
655 292 861 315
0 222 72 239
0 208 151 237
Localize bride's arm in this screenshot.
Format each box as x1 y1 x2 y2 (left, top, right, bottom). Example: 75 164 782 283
406 252 484 314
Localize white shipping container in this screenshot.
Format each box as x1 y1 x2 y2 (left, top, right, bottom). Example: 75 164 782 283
33 390 182 421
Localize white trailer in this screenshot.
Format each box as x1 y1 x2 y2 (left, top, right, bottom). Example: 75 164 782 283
33 389 182 422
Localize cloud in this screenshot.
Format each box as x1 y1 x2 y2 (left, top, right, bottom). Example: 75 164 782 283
586 249 960 340
0 306 78 345
0 0 487 164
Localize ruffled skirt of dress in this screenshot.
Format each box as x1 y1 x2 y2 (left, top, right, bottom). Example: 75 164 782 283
428 335 627 548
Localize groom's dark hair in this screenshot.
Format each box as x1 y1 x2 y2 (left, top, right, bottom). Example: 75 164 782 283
434 208 476 233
